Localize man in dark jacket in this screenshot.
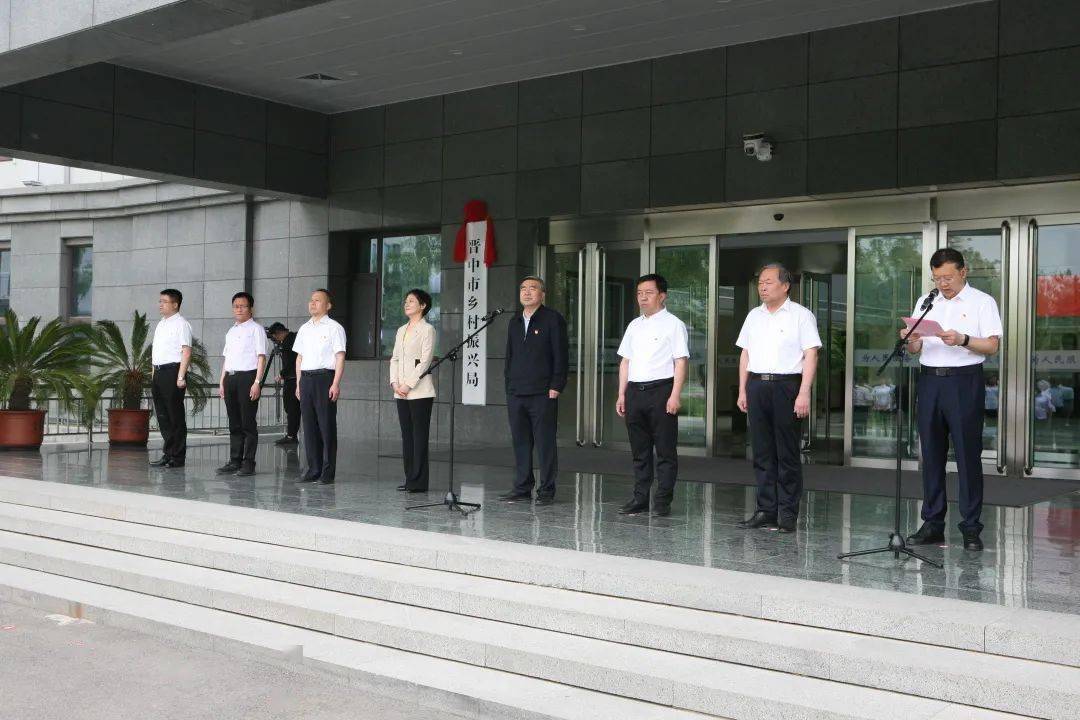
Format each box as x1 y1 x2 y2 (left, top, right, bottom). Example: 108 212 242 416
268 322 300 445
500 276 569 505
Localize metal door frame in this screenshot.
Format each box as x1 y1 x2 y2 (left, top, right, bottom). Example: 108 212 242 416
1014 212 1080 480
846 222 935 471
648 235 717 457
548 241 641 451
938 217 1017 477
800 271 834 459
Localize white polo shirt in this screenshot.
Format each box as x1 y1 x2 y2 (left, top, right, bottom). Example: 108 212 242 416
293 315 347 371
913 284 1002 367
223 318 268 372
616 308 690 383
151 313 193 366
736 298 822 374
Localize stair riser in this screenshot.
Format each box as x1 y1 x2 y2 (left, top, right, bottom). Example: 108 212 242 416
0 545 1072 720
0 580 576 720
0 485 990 653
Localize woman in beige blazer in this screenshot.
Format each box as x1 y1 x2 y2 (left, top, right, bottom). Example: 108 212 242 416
390 288 437 492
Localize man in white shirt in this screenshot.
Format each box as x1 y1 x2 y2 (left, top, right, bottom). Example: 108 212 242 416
903 248 1002 551
735 264 821 533
293 289 347 485
150 288 193 468
216 292 268 477
615 274 690 517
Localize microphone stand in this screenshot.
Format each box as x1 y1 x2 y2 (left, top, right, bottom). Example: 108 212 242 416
407 311 504 517
838 292 942 569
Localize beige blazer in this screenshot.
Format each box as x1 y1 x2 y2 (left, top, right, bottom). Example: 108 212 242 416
389 320 436 399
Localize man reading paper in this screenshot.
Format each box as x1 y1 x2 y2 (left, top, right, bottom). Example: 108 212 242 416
902 248 1002 552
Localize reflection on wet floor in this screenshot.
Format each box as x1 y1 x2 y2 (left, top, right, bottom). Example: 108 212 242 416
5 437 1080 615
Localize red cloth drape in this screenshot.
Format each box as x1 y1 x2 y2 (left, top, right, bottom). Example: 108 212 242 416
453 199 496 266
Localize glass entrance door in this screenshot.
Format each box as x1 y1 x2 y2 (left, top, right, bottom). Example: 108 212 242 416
1021 218 1080 478
654 242 713 453
935 216 1080 481
545 242 640 449
714 233 848 463
800 272 845 464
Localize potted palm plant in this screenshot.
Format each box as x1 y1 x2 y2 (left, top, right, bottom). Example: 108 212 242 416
90 311 213 445
0 309 93 449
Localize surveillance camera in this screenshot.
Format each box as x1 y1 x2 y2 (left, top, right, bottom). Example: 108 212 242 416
773 213 784 222
742 133 773 162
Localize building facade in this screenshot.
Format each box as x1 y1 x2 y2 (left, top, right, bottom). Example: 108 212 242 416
2 0 1080 482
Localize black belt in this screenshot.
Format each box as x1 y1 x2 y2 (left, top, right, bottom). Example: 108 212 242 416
628 378 673 391
921 365 983 377
153 362 179 370
225 369 257 376
749 373 802 382
302 369 335 376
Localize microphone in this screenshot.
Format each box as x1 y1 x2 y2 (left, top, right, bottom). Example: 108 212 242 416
483 308 506 321
920 288 939 311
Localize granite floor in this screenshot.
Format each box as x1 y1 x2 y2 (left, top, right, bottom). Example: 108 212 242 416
4 436 1080 616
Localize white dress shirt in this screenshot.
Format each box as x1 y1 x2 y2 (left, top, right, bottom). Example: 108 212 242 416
616 308 690 383
293 315 347 371
736 298 822 374
912 284 1002 367
522 308 535 338
151 313 193 366
223 318 268 372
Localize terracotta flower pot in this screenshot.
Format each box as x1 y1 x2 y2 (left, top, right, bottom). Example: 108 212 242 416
0 409 46 449
108 408 153 446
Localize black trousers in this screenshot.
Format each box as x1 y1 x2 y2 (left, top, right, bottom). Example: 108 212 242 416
151 363 186 461
223 370 259 465
300 370 337 479
747 377 803 522
507 393 559 498
625 380 678 507
917 367 985 533
282 377 300 437
396 397 433 491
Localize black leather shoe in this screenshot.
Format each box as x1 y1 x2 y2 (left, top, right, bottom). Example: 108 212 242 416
216 462 241 474
777 517 797 533
234 464 256 477
397 484 408 491
274 436 298 446
650 506 671 518
618 501 649 515
163 459 185 468
149 456 170 467
499 491 532 501
906 523 945 545
406 487 426 494
737 511 777 529
296 473 320 484
535 496 555 507
318 476 335 485
962 529 984 552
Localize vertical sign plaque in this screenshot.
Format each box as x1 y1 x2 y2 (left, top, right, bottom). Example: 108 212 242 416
461 220 487 405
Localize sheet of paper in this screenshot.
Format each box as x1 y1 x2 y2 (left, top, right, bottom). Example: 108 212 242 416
901 317 945 335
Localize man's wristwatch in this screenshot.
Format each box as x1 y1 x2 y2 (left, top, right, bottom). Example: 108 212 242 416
961 334 971 347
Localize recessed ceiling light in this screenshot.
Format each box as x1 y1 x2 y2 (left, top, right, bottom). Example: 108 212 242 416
228 38 245 46
571 24 587 32
449 48 464 56
338 14 352 19
345 70 359 76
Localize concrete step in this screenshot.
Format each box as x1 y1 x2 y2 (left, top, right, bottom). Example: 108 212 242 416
0 501 1074 719
0 529 1060 720
1 475 1078 671
0 564 719 720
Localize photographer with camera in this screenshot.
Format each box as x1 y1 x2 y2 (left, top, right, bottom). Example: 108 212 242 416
267 322 300 445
